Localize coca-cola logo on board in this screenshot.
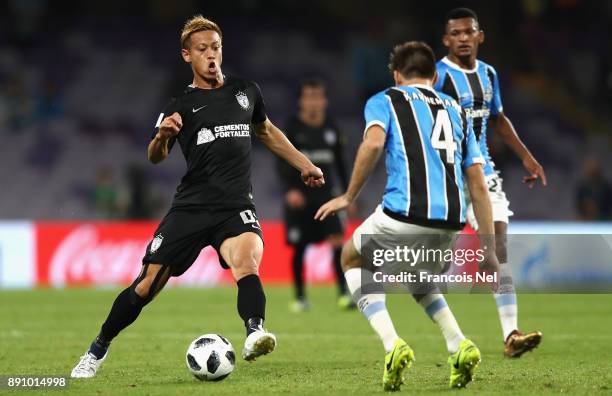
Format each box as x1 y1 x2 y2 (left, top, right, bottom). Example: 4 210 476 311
47 225 224 286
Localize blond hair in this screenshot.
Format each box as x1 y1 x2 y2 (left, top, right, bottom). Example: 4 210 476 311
180 15 222 49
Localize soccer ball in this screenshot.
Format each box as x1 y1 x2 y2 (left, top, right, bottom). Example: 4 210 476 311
186 334 236 381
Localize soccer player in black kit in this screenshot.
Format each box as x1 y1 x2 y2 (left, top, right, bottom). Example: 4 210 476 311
277 80 354 311
71 15 325 378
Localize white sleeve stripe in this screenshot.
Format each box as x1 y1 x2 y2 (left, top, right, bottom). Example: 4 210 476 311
155 113 164 128
472 156 485 164
363 120 386 138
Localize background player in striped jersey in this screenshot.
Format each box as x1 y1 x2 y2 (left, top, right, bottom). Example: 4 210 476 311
316 41 499 391
435 7 546 357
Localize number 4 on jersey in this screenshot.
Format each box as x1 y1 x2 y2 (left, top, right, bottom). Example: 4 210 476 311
431 109 457 164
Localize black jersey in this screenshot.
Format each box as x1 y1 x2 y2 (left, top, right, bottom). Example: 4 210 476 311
277 116 348 203
152 77 267 210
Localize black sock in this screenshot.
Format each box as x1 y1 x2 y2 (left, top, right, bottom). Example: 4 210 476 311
292 244 307 300
237 274 266 334
332 246 346 295
246 317 264 336
90 287 146 356
88 335 110 359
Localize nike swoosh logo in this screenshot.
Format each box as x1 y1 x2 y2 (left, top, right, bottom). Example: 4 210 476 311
192 105 207 113
386 349 395 371
453 350 461 369
251 224 262 230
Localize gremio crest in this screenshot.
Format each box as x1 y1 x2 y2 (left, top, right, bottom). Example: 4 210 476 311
235 91 249 110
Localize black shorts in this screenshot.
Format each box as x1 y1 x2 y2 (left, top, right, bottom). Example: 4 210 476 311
284 203 343 246
142 205 264 276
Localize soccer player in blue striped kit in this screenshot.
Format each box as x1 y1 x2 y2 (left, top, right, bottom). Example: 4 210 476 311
435 8 545 357
316 41 499 390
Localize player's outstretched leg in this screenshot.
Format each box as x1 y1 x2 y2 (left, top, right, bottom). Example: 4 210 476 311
71 264 171 378
329 234 355 310
413 292 480 388
493 223 542 357
342 240 414 391
220 232 276 361
289 242 310 312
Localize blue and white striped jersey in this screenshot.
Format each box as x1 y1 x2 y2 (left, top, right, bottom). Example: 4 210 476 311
364 84 484 230
434 57 503 177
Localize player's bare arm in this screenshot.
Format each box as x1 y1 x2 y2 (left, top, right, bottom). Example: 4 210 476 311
315 125 385 220
253 118 325 188
148 112 182 164
465 163 499 273
490 113 547 188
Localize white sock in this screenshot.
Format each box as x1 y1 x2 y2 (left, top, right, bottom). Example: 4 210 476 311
345 268 399 352
417 293 465 353
494 263 518 340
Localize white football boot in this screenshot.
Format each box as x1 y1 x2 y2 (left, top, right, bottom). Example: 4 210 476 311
242 330 276 361
71 352 107 378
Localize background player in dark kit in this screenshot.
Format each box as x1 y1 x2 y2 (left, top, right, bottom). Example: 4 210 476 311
435 7 545 358
71 15 325 379
277 79 355 311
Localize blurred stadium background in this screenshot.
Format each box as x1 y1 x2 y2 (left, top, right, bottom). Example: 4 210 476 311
0 0 611 289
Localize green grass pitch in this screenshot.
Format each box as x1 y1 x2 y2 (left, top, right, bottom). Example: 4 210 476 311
1 287 611 395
